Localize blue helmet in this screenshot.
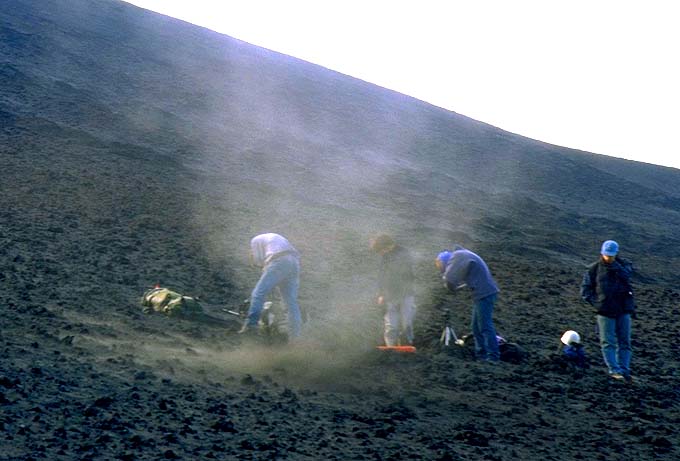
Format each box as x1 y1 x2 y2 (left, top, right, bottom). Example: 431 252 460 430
437 250 453 269
600 240 619 256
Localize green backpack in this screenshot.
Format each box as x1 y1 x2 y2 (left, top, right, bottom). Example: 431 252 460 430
140 287 203 318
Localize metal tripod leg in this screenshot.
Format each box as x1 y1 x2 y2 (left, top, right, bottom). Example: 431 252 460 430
440 325 464 346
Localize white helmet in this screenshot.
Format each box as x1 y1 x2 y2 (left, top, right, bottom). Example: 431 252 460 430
561 330 580 345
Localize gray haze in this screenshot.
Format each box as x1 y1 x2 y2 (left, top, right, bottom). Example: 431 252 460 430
3 0 680 356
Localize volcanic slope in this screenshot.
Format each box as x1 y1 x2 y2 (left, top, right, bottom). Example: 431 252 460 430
1 0 679 460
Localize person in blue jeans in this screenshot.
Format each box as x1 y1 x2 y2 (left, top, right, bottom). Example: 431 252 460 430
436 246 501 362
580 240 635 382
239 233 302 338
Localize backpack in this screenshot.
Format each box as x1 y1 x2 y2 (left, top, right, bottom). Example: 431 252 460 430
459 334 526 363
499 342 526 364
140 287 203 318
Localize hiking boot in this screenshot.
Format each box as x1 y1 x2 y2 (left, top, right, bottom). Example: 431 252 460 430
238 323 257 336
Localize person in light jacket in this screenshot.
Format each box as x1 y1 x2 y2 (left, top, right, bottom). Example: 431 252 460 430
240 233 302 338
436 245 500 362
371 234 416 346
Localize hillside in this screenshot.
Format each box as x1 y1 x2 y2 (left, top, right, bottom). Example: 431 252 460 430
1 0 679 460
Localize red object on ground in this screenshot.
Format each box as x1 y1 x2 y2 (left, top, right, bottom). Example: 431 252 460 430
376 345 416 353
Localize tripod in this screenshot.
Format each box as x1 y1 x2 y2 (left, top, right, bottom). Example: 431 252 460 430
439 307 465 346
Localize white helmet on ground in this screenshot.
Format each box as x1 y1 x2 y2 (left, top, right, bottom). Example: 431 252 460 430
561 330 580 345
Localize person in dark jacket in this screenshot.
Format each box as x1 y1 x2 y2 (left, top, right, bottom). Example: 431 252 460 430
580 240 635 381
371 234 416 346
436 245 501 362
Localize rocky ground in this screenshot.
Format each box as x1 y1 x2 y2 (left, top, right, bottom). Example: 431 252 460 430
1 269 679 461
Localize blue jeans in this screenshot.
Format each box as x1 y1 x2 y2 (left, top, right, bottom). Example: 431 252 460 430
596 314 632 376
471 294 499 361
247 255 301 337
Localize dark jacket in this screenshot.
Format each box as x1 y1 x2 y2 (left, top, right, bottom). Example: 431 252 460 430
378 245 415 302
580 257 635 318
444 247 499 301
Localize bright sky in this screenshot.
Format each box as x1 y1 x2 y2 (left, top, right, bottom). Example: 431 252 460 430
124 0 679 170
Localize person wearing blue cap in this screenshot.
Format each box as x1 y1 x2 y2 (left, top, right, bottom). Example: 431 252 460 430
580 240 636 382
436 245 501 362
371 234 416 346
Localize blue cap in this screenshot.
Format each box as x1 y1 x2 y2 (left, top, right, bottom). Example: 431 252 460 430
601 240 619 256
437 250 453 269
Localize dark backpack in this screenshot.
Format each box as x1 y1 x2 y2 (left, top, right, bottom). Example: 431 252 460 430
499 342 526 364
458 334 526 363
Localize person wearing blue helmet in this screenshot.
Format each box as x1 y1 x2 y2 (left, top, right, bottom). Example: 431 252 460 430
436 245 501 362
580 240 636 382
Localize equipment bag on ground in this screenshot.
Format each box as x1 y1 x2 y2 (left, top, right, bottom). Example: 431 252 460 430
456 334 527 363
140 287 203 318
